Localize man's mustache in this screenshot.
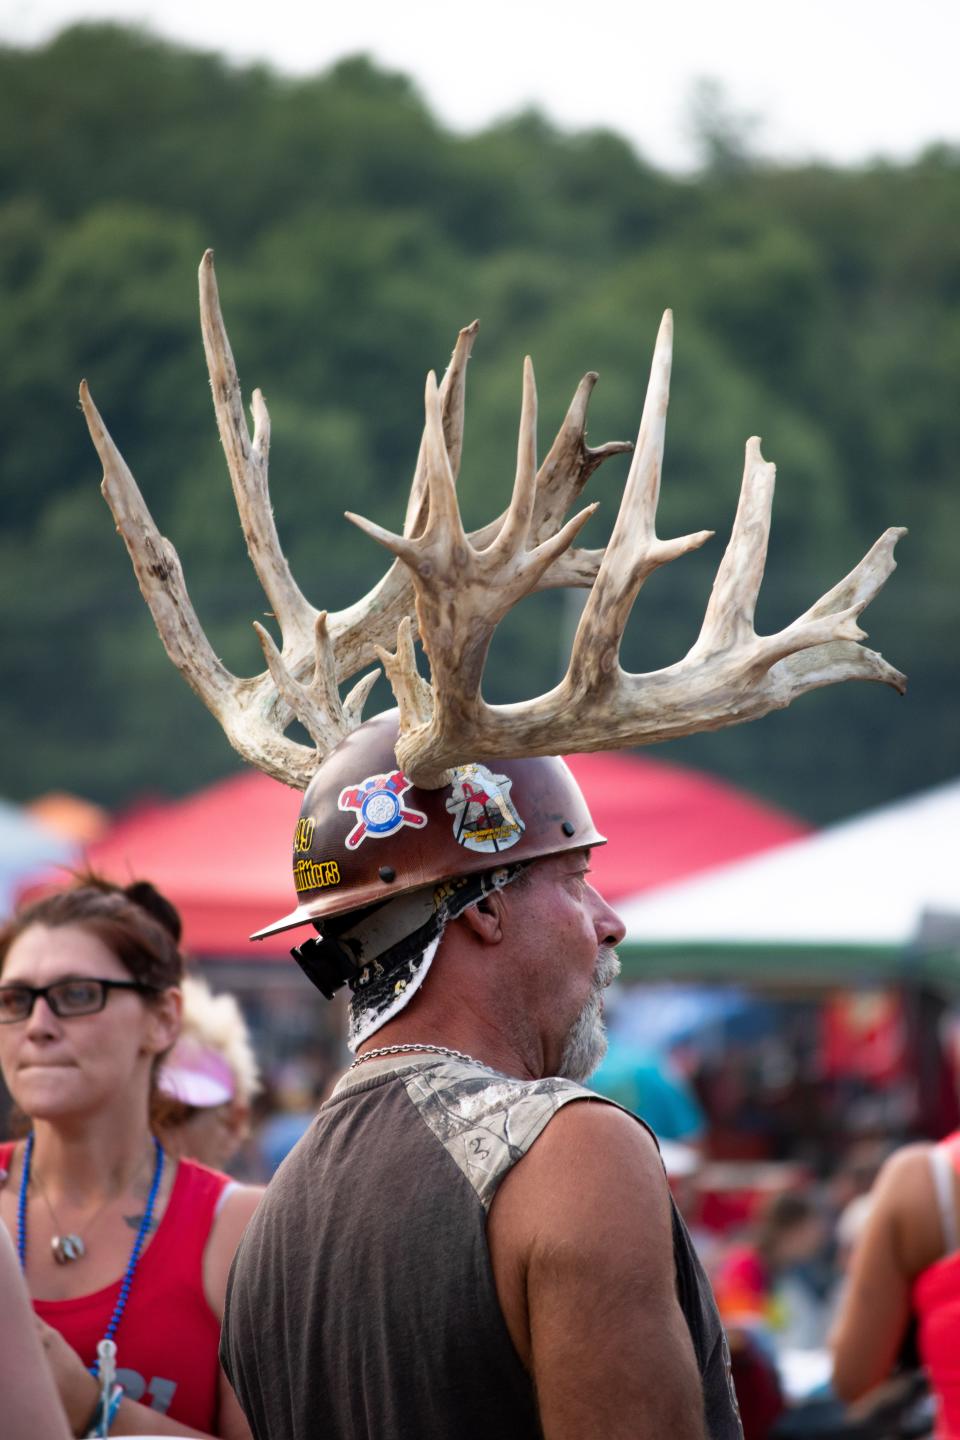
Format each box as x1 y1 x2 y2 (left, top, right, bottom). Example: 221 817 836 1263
594 946 621 990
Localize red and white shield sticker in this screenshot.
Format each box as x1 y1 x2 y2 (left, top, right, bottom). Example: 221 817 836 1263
337 770 428 850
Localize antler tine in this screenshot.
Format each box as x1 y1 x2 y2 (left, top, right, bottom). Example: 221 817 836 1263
344 365 469 566
753 525 908 682
535 371 634 533
690 437 776 656
568 310 713 690
342 669 383 729
422 370 469 542
253 611 368 755
429 365 631 591
82 378 326 788
498 361 606 587
796 526 907 626
251 387 270 468
374 617 434 731
770 635 907 698
324 322 489 675
337 358 481 652
199 251 317 650
690 448 907 678
486 356 539 559
504 371 634 590
82 379 234 709
402 321 478 540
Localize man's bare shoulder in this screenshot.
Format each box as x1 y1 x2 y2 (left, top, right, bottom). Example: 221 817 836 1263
492 1096 670 1246
526 1095 662 1169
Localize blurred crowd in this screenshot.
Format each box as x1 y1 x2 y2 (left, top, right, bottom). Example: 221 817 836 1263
3 880 960 1440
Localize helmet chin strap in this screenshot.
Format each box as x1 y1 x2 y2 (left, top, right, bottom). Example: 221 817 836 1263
291 863 529 1041
290 888 437 1001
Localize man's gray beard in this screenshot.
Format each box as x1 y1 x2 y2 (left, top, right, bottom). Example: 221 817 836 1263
557 947 621 1082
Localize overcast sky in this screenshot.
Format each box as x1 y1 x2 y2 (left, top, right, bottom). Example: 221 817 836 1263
4 0 958 172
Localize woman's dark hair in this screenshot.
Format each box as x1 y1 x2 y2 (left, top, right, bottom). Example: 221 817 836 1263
0 872 184 992
0 875 185 1132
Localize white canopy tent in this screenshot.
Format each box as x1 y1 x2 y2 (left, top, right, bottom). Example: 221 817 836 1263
618 779 960 981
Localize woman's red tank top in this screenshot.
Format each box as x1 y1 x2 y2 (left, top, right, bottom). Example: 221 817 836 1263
914 1133 960 1440
0 1142 229 1433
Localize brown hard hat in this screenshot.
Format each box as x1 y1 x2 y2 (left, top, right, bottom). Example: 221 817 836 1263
251 710 606 940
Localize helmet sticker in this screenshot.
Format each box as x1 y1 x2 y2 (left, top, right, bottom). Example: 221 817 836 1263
294 858 341 894
446 764 525 854
338 770 428 850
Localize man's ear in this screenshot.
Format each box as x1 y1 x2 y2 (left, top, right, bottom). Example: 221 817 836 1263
458 893 506 946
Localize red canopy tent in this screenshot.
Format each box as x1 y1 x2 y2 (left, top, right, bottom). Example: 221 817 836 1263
36 754 807 958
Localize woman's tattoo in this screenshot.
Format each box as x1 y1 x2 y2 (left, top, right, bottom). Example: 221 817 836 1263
123 1210 160 1233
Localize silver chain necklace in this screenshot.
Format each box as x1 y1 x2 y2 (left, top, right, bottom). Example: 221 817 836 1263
347 1043 483 1071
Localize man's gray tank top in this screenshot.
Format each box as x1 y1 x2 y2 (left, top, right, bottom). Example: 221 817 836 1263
221 1056 742 1439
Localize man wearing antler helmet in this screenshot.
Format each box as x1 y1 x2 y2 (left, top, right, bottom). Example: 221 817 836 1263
82 252 905 1439
222 712 739 1440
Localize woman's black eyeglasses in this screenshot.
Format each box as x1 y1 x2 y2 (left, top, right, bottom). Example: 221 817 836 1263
0 978 159 1023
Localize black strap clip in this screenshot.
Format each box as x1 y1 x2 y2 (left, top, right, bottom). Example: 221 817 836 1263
290 936 359 1001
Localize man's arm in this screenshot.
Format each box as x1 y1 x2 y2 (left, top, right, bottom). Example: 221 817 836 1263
488 1100 707 1440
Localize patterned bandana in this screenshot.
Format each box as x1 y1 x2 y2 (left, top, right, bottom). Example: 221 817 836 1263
344 863 527 1051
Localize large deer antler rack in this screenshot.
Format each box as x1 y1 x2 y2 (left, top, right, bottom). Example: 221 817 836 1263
82 253 905 792
361 309 906 786
80 251 633 789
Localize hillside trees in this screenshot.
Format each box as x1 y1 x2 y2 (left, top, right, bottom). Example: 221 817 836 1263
1 24 955 819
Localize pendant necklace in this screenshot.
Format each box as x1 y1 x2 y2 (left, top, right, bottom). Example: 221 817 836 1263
28 1146 123 1264
17 1132 165 1372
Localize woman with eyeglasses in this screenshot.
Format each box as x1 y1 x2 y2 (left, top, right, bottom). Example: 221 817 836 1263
0 877 260 1439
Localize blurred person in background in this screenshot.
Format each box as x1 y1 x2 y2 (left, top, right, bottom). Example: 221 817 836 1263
587 1025 707 1144
157 977 262 1175
0 876 259 1438
831 1127 960 1437
714 1192 832 1439
714 1191 829 1346
253 1059 327 1177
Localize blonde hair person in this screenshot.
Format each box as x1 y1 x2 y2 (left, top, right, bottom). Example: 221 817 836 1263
156 979 262 1174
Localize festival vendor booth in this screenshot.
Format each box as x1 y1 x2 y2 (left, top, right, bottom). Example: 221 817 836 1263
613 778 960 1208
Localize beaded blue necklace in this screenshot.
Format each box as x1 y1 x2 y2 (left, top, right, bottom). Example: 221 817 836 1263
17 1131 165 1369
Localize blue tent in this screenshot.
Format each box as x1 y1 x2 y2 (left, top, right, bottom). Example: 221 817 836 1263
0 799 76 916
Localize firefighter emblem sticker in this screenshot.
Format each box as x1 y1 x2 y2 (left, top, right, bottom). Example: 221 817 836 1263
338 771 428 850
446 764 525 854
